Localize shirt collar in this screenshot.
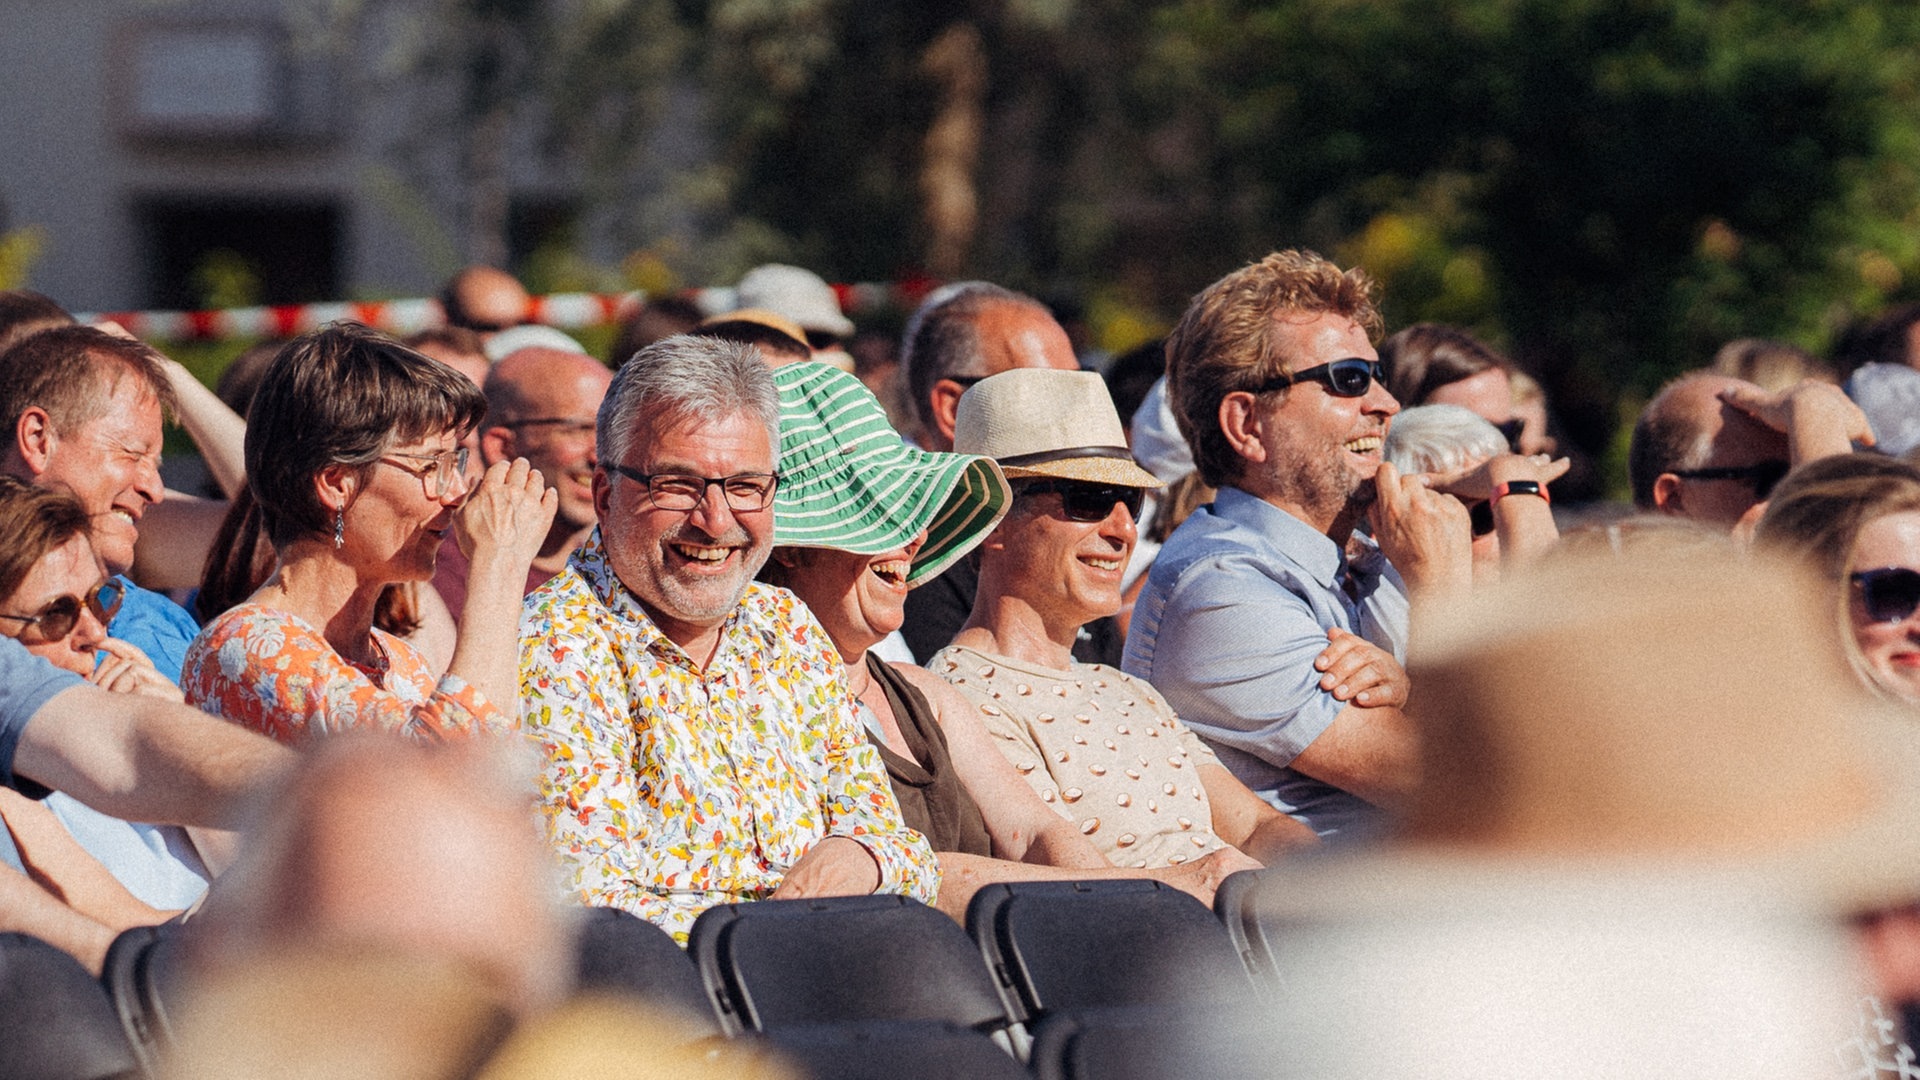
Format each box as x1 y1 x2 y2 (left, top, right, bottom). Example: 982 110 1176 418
569 526 741 667
1214 485 1358 589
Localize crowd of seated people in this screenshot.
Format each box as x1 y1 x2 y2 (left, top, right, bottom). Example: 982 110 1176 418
4 246 1920 1077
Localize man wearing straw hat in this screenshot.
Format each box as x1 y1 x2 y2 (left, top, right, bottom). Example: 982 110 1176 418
1126 250 1564 842
516 335 938 942
932 367 1317 870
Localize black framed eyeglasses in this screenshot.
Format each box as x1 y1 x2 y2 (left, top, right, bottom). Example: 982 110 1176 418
0 578 123 642
1852 567 1920 624
379 447 471 499
1016 479 1146 523
609 464 780 512
1251 358 1386 399
1668 460 1790 500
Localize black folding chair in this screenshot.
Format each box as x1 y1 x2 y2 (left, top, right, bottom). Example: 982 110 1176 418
100 923 186 1078
571 906 721 1037
1028 1003 1279 1080
965 879 1252 1026
755 1019 1028 1080
687 894 1013 1040
1212 867 1287 991
0 932 141 1080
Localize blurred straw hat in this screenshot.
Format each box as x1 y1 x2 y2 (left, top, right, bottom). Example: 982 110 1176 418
953 368 1162 488
1267 546 1920 915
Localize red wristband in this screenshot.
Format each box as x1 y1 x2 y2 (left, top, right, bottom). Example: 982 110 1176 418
1490 479 1549 506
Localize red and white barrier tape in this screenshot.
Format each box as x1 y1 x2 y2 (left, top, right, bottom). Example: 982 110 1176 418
74 277 941 342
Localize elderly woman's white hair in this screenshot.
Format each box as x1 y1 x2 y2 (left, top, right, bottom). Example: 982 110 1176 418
1385 404 1509 476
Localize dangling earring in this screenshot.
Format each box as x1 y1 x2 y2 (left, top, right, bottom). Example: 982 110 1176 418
333 507 345 549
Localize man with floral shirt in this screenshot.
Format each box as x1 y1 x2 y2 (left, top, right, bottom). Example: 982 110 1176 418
517 335 939 942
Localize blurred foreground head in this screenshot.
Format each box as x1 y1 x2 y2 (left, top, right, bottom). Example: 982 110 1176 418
186 735 572 1017
1255 547 1920 1078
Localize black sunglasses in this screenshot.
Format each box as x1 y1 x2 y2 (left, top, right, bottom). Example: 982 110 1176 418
1853 567 1920 624
1494 418 1526 453
0 578 124 641
1017 480 1146 523
1251 358 1386 399
1668 460 1790 500
1466 499 1497 538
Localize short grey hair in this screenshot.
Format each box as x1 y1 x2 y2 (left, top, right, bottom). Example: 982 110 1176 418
1384 404 1509 476
597 335 781 467
900 281 1046 432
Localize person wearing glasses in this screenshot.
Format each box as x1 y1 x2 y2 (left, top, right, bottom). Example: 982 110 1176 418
760 363 1260 911
1629 369 1870 531
421 344 616 621
0 476 217 916
517 335 938 942
1754 453 1920 705
894 282 1087 664
1383 405 1562 587
180 323 556 747
931 367 1317 869
1125 250 1519 843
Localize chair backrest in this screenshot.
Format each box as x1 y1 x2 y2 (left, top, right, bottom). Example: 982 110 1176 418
0 932 140 1080
101 923 180 1078
966 879 1253 1023
1028 1004 1278 1080
687 894 1011 1037
1213 868 1283 990
571 906 720 1037
758 1020 1029 1080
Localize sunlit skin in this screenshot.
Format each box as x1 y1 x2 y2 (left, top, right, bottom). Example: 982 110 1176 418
2 534 110 676
1232 312 1400 540
342 431 473 585
0 531 179 700
926 301 1082 450
32 379 166 576
1846 510 1920 703
592 410 777 665
482 350 614 547
774 533 925 655
1425 367 1515 426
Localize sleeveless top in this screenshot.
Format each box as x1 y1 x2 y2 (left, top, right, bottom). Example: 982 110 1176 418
864 653 992 857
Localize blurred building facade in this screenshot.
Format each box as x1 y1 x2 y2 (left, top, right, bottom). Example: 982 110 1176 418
0 0 597 312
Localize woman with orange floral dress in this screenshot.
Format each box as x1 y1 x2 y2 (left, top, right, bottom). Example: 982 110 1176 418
182 323 555 745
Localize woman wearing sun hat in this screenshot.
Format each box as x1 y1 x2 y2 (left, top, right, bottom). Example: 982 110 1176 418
759 362 1243 915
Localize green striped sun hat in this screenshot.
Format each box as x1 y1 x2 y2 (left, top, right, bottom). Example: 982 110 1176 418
773 362 1010 585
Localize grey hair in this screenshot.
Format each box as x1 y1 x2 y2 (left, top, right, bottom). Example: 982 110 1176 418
900 280 1046 431
1384 404 1509 476
597 335 781 467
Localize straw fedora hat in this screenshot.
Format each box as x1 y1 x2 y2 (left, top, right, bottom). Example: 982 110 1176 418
772 362 1009 585
1262 545 1920 914
1240 547 1916 1078
952 368 1162 488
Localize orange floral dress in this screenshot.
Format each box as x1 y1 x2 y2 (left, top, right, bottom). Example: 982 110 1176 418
182 604 508 746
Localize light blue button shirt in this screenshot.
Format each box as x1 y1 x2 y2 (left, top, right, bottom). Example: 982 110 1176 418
1123 486 1408 843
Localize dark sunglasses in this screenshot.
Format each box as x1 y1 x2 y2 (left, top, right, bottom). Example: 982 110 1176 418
1466 499 1497 538
1251 358 1386 399
0 578 124 641
1668 460 1790 501
1494 418 1526 453
1852 567 1920 624
1017 480 1146 523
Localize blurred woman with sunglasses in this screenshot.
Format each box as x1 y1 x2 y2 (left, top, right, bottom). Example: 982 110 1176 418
0 476 210 920
1755 453 1920 705
181 323 555 746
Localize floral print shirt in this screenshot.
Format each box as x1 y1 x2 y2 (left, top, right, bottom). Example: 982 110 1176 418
182 603 506 746
518 529 939 942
